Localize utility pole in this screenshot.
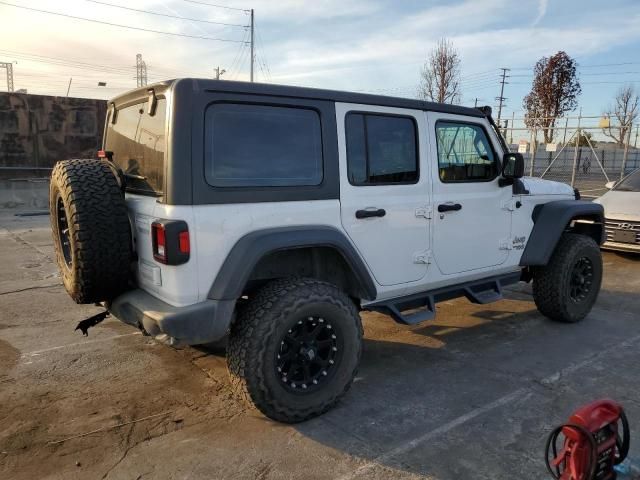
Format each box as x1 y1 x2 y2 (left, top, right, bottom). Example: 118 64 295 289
214 66 226 80
136 54 147 87
495 67 510 124
250 9 254 82
0 62 14 92
474 98 478 107
66 77 72 97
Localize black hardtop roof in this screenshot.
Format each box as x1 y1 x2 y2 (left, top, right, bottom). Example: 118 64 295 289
110 78 486 118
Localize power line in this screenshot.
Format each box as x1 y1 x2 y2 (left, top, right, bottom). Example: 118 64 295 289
183 0 250 12
0 1 248 43
84 0 249 28
228 28 250 78
2 49 215 80
254 21 272 82
510 80 640 85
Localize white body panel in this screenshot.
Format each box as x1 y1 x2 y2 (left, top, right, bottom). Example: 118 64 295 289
125 104 576 310
336 103 431 288
125 194 200 307
594 190 640 252
425 112 512 275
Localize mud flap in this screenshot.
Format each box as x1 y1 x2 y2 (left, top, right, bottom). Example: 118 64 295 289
74 310 110 336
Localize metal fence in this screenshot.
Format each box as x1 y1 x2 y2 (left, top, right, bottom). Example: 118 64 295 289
500 113 639 198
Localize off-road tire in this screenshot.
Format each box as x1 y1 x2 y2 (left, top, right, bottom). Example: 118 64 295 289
227 277 363 423
49 159 131 304
532 233 602 323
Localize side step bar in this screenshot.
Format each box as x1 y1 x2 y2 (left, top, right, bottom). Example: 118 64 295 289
366 271 522 325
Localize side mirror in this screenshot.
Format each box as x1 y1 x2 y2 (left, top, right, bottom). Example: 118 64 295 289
502 152 524 179
605 181 616 190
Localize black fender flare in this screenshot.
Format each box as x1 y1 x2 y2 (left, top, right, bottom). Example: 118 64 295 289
519 200 604 266
207 226 377 301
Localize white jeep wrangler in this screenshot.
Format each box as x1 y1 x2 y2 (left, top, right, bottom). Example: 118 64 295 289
50 79 604 423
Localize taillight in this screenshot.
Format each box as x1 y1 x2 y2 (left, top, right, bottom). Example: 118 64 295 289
178 231 190 254
151 220 190 265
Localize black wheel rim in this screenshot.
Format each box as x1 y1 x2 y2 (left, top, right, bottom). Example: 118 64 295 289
275 316 340 393
56 196 72 268
569 256 593 302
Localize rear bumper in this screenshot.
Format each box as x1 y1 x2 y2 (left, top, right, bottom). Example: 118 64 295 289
108 289 235 346
601 241 640 254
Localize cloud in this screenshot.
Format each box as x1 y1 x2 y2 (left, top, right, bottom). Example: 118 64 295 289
2 0 639 101
532 0 549 27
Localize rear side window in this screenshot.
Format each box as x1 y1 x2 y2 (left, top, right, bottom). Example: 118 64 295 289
105 99 166 195
205 103 323 187
345 113 418 185
435 122 497 183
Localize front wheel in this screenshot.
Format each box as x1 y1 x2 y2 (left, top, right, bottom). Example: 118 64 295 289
533 233 603 323
227 278 363 423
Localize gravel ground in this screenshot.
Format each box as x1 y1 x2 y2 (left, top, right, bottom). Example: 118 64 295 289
1 210 639 480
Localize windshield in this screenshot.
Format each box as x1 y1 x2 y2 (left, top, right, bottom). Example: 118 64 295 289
615 169 640 192
104 99 166 196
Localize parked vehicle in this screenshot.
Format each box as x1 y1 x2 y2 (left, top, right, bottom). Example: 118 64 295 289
49 79 604 423
593 169 640 254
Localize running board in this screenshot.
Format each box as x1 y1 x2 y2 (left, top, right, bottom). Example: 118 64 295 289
366 271 522 326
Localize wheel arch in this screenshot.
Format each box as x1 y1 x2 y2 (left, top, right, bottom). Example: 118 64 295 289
207 226 378 302
519 200 604 266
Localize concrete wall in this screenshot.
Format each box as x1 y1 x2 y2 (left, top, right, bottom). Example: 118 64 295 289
0 92 107 178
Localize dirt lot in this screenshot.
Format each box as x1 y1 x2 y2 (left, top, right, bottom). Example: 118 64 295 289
1 210 639 480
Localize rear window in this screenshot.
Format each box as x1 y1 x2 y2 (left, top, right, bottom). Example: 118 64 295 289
204 103 323 187
105 99 166 196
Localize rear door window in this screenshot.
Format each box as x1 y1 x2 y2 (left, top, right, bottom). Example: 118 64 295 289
345 113 418 185
204 103 323 187
105 99 166 195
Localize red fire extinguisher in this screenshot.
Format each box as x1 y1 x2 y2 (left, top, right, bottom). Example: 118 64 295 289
545 399 630 480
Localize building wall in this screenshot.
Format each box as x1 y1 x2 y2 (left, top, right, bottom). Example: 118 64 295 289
0 92 107 177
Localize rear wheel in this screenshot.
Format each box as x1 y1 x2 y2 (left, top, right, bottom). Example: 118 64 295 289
533 233 602 323
227 277 362 423
50 159 131 304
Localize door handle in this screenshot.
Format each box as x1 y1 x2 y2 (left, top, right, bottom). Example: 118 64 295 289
355 208 386 219
437 203 462 213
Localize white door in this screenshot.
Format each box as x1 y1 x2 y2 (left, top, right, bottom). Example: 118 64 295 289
336 103 431 287
427 113 512 275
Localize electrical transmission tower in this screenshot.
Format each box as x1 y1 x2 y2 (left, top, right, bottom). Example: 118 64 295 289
0 62 14 92
136 54 148 87
495 67 510 124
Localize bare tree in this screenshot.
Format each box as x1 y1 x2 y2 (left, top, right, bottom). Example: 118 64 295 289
418 38 461 104
523 51 581 143
602 85 639 147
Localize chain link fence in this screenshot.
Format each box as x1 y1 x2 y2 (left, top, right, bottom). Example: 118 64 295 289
500 113 639 198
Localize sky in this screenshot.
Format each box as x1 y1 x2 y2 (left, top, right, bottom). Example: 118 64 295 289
1 0 639 127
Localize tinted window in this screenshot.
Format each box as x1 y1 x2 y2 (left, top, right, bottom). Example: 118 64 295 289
105 99 166 195
346 113 418 185
205 104 323 187
615 169 640 192
435 122 497 183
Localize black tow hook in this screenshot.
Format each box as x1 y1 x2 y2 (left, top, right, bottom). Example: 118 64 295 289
75 310 110 336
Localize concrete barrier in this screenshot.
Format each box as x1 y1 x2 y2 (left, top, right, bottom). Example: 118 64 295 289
0 178 50 209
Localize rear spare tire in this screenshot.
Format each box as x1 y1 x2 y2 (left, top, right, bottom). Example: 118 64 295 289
49 159 131 304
